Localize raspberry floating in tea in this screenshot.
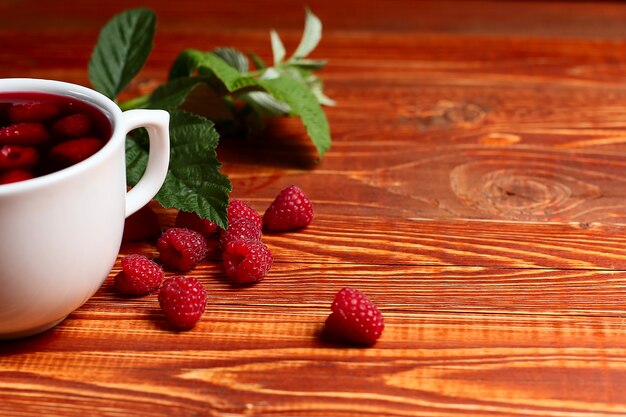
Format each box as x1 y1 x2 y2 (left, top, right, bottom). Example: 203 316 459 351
0 92 112 184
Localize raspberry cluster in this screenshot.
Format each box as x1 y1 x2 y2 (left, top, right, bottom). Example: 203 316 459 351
113 185 383 344
0 94 110 184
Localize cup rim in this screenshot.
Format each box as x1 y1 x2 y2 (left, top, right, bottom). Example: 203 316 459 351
0 78 124 195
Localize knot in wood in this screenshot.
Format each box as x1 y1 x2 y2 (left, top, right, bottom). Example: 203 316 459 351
404 100 486 129
450 164 601 221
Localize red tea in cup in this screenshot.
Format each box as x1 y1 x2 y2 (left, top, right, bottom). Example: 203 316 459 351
0 92 112 184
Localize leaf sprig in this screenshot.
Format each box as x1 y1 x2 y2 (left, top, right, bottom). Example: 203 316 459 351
88 7 332 228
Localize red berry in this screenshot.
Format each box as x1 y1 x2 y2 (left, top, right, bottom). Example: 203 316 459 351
114 254 164 295
222 239 273 284
0 169 33 185
0 145 39 171
48 137 103 168
175 210 218 236
0 123 50 146
263 185 314 231
158 276 207 330
228 199 262 229
123 205 161 242
324 288 384 345
157 228 208 271
219 217 262 249
52 113 92 138
8 102 61 123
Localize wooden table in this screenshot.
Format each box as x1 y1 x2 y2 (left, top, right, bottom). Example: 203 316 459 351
3 0 626 415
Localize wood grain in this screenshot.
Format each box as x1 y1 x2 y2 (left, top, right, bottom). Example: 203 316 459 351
3 1 626 416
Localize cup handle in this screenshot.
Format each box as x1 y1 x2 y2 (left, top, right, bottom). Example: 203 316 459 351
121 109 170 217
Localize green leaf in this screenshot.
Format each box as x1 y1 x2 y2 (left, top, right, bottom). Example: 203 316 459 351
180 82 235 122
310 80 337 106
168 49 200 80
258 75 331 157
125 131 150 184
288 58 327 70
270 29 286 65
147 77 206 110
126 110 231 227
291 8 322 60
214 47 249 72
88 8 156 100
240 91 291 116
169 49 259 92
247 51 267 70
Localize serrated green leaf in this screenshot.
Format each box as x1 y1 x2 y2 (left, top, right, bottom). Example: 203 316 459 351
214 47 249 72
126 110 231 227
258 75 331 157
291 8 322 60
240 91 291 116
147 77 206 110
125 131 149 183
282 66 313 83
169 49 259 92
199 53 260 91
88 8 155 100
270 29 286 66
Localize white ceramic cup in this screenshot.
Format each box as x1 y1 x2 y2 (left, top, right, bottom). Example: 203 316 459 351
0 78 170 339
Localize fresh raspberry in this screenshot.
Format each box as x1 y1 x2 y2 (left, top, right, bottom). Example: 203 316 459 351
8 102 61 123
114 254 164 295
324 288 384 345
48 137 103 168
219 217 262 249
175 210 218 236
263 185 314 231
157 228 208 271
0 169 33 185
0 145 39 171
222 239 273 284
123 205 161 241
0 123 50 146
228 199 262 229
52 113 92 138
158 276 207 330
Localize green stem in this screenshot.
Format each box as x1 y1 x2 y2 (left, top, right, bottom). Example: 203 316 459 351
118 94 151 111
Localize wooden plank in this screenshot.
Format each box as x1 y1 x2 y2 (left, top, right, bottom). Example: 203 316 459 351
3 312 626 417
127 211 626 270
69 263 626 320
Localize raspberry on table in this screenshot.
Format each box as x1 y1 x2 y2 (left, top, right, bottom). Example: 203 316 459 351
52 113 92 138
263 185 314 231
175 210 218 236
228 199 262 229
123 205 161 242
158 276 208 330
219 217 262 249
222 239 273 284
114 254 164 295
157 227 208 271
324 287 384 345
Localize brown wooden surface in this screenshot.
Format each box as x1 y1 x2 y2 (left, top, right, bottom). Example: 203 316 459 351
3 0 626 415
